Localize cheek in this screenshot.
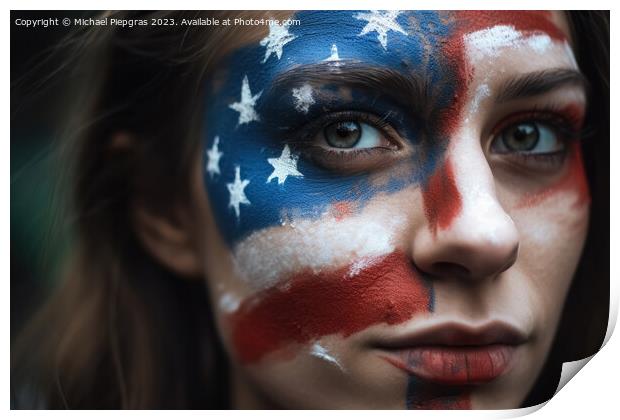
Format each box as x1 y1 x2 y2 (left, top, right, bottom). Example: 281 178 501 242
510 165 590 309
505 130 590 253
511 200 587 398
222 194 434 365
509 144 591 300
228 250 433 364
523 205 588 278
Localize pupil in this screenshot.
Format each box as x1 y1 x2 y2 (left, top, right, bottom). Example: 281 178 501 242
325 121 362 148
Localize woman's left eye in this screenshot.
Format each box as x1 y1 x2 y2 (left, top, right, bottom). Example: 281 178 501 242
491 121 565 155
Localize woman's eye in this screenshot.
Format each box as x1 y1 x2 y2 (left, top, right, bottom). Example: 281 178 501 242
298 114 404 174
491 121 565 155
323 120 382 149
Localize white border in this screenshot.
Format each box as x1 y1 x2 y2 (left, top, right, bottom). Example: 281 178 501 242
5 2 616 419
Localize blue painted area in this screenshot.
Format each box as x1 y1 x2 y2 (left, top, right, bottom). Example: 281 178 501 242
427 281 436 313
405 375 420 409
406 375 463 409
202 11 459 246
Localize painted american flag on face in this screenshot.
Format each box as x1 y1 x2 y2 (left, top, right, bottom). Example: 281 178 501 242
205 10 450 261
201 10 578 409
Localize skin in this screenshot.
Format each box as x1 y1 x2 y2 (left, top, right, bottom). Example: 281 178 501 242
137 11 589 409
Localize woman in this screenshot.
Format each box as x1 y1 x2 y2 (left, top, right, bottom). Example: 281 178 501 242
11 10 609 409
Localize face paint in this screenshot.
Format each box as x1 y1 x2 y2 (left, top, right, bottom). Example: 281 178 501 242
203 10 458 247
517 142 590 208
406 376 471 409
291 84 315 113
231 204 405 291
422 11 573 231
204 13 455 381
419 11 579 237
310 342 344 371
201 10 583 410
422 158 462 235
228 251 433 364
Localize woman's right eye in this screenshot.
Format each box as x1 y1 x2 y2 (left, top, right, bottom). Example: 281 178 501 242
295 112 405 174
322 120 383 149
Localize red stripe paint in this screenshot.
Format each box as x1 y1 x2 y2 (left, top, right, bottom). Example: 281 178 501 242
517 142 590 208
422 158 463 235
229 251 432 364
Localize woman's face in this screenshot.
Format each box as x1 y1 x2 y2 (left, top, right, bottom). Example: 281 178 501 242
191 11 589 409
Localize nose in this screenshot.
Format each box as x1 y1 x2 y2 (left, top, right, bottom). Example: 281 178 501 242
412 147 520 280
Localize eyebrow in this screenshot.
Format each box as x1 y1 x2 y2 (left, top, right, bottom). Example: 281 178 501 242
271 64 587 114
271 61 433 117
496 68 588 103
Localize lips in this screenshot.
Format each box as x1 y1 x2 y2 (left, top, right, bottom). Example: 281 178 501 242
377 321 527 385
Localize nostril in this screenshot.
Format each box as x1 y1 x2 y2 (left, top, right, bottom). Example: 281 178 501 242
431 262 471 278
429 244 519 279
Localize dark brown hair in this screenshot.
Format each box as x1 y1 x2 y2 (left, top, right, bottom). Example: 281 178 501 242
11 10 609 409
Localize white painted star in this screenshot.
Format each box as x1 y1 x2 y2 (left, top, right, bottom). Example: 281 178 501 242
259 21 297 63
229 75 262 126
323 43 341 62
267 145 303 185
292 84 315 113
227 165 251 219
206 136 223 178
354 10 407 50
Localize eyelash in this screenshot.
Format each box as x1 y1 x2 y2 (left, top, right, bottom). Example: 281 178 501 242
491 105 584 139
295 110 394 141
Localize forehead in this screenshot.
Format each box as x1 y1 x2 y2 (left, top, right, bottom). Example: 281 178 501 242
207 10 577 118
216 11 572 73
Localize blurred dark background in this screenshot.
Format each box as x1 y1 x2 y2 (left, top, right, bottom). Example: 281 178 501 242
11 11 95 338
